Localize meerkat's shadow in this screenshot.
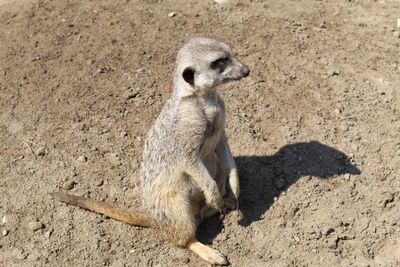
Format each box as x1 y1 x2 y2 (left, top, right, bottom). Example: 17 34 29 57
197 141 360 243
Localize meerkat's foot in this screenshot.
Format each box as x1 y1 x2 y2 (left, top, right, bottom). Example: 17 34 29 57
199 197 237 222
223 197 238 211
187 238 227 265
201 206 219 220
205 189 224 211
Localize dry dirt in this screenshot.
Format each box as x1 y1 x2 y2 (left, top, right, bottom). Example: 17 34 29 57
1 0 399 266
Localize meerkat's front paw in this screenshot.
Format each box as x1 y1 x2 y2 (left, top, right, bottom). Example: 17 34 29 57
223 197 238 211
205 190 224 211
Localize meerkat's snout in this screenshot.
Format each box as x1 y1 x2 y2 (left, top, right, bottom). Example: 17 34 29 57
230 55 250 78
221 56 250 83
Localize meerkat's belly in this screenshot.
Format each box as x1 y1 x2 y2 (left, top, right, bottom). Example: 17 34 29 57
201 126 227 191
201 132 220 157
201 106 224 158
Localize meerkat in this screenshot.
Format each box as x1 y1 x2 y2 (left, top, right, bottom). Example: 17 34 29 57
52 37 250 265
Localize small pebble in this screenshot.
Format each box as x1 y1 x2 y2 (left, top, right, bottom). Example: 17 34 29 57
28 221 44 231
2 229 8 236
16 249 29 260
96 180 104 186
180 256 190 264
354 158 364 166
273 177 287 190
168 12 176 18
77 155 87 163
35 146 46 156
324 227 335 236
62 180 75 190
350 143 359 152
327 66 340 76
44 230 51 238
2 215 7 224
109 153 122 166
397 18 400 28
393 31 400 38
125 89 139 100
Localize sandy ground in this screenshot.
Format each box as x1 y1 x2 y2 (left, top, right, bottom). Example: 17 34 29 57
1 0 399 266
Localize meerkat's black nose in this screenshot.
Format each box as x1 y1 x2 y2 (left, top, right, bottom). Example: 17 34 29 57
241 65 250 77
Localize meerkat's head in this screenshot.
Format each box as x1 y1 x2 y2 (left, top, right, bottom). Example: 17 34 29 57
174 38 250 96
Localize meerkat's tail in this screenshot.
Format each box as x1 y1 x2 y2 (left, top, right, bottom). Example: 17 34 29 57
51 192 154 228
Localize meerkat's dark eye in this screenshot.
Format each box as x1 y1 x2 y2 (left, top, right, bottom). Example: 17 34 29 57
210 57 229 72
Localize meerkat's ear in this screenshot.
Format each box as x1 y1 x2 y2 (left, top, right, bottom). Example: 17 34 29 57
182 67 195 86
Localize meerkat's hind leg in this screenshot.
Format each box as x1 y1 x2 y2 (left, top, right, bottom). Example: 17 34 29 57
187 237 228 265
161 194 226 265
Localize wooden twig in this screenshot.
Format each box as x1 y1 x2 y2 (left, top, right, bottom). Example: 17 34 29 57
19 138 36 158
